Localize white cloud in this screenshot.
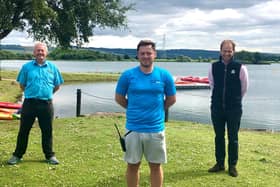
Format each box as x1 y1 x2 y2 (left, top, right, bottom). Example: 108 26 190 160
1 0 280 53
83 35 141 49
248 0 280 20
1 30 34 46
92 0 280 53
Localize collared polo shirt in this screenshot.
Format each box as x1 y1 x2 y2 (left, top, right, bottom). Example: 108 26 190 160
116 66 176 133
17 60 64 100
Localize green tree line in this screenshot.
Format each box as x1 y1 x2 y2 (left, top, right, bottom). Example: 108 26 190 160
0 48 134 61
235 50 280 64
48 48 133 61
0 50 32 60
0 48 279 63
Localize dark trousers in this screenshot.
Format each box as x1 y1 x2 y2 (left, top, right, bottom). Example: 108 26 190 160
211 108 242 166
13 99 55 159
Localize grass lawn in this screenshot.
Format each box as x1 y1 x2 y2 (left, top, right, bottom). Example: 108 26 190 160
0 79 22 102
0 115 280 187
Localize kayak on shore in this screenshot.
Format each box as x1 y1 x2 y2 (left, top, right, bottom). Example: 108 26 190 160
0 107 19 113
0 112 20 120
0 102 21 120
0 101 22 109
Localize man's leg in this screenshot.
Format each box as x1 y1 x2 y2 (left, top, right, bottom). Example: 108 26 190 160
149 163 163 187
13 100 36 158
125 132 142 187
37 101 54 159
211 110 226 166
226 109 242 177
126 162 141 187
226 109 242 166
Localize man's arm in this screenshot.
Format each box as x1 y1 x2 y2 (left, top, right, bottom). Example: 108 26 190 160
53 85 60 93
19 84 25 91
240 65 249 97
164 95 176 110
208 64 214 90
115 93 127 109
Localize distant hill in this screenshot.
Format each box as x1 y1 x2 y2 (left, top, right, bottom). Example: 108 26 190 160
0 45 220 59
88 47 220 59
0 44 24 51
0 44 33 53
1 44 280 61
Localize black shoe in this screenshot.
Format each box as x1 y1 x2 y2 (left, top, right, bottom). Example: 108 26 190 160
208 164 225 172
229 166 238 177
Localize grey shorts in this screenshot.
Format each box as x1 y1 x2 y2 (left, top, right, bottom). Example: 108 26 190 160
124 131 167 164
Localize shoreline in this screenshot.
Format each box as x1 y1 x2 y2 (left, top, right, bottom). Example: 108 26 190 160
1 70 279 133
73 112 280 133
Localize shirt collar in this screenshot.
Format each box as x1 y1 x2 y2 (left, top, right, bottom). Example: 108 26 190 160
32 59 48 66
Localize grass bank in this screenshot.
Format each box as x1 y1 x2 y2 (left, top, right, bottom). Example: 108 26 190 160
0 79 22 102
0 115 279 186
0 70 120 101
0 70 120 82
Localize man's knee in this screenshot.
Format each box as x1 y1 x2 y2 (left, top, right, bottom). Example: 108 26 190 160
149 163 161 171
127 162 141 172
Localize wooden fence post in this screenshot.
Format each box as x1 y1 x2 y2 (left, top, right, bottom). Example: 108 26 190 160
76 89 81 117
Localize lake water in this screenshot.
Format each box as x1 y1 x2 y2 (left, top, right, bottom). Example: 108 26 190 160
2 60 280 131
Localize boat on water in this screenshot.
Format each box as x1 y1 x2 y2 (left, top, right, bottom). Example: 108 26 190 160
0 101 22 109
174 76 210 90
179 76 209 84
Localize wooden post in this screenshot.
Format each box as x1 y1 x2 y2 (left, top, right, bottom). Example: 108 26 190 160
76 89 81 117
165 109 169 122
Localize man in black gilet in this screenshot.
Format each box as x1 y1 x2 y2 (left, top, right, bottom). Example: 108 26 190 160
208 40 249 177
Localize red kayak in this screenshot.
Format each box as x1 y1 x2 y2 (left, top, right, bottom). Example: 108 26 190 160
180 76 209 84
0 102 22 109
0 107 19 113
175 80 193 85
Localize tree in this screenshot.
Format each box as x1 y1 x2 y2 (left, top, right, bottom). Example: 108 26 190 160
0 0 56 40
235 50 253 62
253 52 262 64
0 0 132 48
176 55 192 62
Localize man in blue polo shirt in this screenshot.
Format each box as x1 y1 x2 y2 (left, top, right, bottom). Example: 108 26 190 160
8 42 64 165
115 40 176 187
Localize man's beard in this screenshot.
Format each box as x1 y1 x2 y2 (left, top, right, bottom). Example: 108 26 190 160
140 61 152 68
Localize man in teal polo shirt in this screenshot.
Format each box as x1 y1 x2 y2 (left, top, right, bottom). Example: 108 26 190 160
8 42 64 165
115 40 176 187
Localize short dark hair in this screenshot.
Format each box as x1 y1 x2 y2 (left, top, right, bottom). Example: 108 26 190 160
137 40 156 51
220 40 236 51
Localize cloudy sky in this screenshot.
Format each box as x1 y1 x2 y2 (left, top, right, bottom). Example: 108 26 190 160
1 0 280 53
